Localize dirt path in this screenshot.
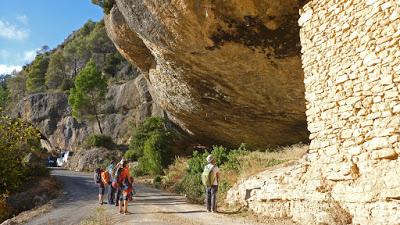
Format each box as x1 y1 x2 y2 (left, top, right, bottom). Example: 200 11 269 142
106 185 263 225
25 169 292 225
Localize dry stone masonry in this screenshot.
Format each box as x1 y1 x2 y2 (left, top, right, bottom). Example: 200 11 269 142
227 0 400 224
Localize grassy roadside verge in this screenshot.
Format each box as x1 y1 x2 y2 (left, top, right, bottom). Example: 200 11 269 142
146 143 309 206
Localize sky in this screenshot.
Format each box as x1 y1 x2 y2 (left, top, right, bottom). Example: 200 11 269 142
0 0 103 75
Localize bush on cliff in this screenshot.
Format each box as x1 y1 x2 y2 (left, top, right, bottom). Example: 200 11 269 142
91 0 115 14
84 134 115 150
125 117 173 175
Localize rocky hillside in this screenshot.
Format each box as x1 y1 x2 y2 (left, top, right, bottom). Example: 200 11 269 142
104 0 310 148
13 74 162 151
7 1 311 151
4 19 164 152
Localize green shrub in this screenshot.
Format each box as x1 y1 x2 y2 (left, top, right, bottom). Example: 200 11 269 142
177 173 204 203
103 53 123 76
91 0 115 14
186 150 208 175
140 132 173 175
124 150 136 162
126 117 172 160
25 165 50 177
130 165 144 177
125 117 173 175
60 78 74 91
177 150 210 202
153 175 162 188
176 145 249 203
164 143 305 206
84 134 115 149
0 116 43 194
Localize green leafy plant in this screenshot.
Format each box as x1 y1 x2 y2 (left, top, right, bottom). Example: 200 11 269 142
139 133 164 175
0 116 43 194
125 117 173 175
84 134 115 149
125 117 172 160
177 145 249 203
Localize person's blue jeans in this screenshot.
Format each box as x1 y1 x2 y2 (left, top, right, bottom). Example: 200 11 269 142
206 185 218 212
107 184 115 204
115 187 122 206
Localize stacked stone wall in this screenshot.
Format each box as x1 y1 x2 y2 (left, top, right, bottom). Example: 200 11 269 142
302 0 400 178
227 0 400 224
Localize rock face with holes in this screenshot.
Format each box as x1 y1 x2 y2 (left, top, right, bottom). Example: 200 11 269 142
104 0 309 147
228 0 400 224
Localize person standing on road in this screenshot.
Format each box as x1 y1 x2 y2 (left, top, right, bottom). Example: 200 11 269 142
113 159 125 207
204 154 220 213
118 161 131 214
107 160 116 205
94 168 106 205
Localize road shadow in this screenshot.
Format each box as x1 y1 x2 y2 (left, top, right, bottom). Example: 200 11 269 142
52 172 98 205
129 210 206 215
130 196 187 206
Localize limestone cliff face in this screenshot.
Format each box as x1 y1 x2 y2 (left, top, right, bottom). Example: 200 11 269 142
105 0 309 147
13 75 163 151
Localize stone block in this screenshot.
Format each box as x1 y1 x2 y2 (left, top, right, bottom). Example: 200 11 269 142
364 137 390 151
299 10 314 26
371 148 398 159
348 146 362 155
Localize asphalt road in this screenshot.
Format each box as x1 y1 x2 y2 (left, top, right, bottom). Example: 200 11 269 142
25 169 288 225
26 169 99 225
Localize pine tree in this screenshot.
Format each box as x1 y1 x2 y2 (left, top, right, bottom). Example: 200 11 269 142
68 60 107 134
87 20 115 64
45 51 66 89
26 55 49 94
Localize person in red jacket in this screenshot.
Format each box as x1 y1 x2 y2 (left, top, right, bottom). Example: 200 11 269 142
118 161 131 214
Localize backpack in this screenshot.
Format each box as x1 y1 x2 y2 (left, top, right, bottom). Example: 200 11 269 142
94 168 102 184
201 165 215 187
101 171 111 184
107 164 115 179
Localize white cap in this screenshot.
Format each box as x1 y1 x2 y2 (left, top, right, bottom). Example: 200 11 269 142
206 155 214 163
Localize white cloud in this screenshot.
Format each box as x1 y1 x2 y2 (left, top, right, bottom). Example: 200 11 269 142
16 15 28 25
0 20 29 40
0 64 22 75
23 49 37 62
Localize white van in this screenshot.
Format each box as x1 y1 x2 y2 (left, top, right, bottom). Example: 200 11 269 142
57 151 73 167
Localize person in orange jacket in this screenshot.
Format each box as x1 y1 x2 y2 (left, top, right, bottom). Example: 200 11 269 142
118 161 131 214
